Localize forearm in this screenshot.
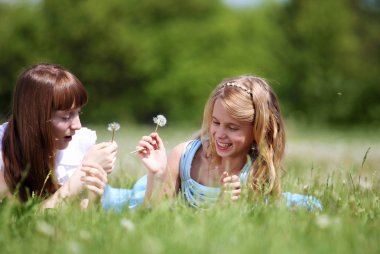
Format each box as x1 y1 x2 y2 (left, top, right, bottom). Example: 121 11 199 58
144 169 180 207
144 171 167 205
41 169 84 209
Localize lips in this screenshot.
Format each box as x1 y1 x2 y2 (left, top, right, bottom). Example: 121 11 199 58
215 140 232 152
64 135 72 142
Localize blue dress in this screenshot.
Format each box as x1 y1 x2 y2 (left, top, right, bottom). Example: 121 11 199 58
102 140 322 211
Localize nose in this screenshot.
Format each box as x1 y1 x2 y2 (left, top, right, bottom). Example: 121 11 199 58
215 126 227 139
70 114 82 130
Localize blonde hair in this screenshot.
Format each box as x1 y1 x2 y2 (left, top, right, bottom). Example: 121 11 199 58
200 75 285 196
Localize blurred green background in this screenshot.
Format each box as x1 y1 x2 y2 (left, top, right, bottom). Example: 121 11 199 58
0 0 379 127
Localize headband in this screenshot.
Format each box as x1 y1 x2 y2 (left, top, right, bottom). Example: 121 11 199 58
222 82 253 97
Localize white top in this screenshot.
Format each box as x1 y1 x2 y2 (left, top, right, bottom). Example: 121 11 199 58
0 122 96 185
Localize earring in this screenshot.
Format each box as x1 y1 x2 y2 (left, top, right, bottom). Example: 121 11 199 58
250 142 258 158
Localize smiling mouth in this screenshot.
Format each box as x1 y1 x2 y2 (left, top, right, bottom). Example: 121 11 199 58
216 140 232 151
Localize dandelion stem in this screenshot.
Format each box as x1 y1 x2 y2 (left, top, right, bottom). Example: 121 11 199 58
130 148 144 154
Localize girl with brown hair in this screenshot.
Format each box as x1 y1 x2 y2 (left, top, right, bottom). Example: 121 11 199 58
0 63 117 209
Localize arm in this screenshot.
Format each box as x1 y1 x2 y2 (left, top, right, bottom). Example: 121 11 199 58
42 141 117 209
136 133 167 202
160 142 187 198
41 167 85 209
82 141 118 174
41 162 108 209
136 133 186 203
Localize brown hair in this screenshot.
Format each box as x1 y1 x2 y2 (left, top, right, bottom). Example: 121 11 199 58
200 75 285 196
2 63 88 201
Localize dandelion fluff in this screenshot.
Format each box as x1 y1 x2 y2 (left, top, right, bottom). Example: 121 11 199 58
107 122 121 132
107 122 121 141
153 114 167 132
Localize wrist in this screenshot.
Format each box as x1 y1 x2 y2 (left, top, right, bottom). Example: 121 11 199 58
150 167 166 179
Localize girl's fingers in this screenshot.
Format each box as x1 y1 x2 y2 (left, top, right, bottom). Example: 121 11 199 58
222 175 241 190
224 188 241 195
142 135 157 146
223 189 241 201
137 140 155 151
108 141 118 153
94 142 108 149
81 162 103 171
81 166 107 182
224 181 241 189
150 133 164 150
81 166 101 177
223 174 240 183
84 184 104 196
81 175 107 188
221 173 241 201
230 195 240 201
112 156 116 167
220 171 229 183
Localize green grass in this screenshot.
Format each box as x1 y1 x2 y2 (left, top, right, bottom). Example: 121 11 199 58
0 123 379 254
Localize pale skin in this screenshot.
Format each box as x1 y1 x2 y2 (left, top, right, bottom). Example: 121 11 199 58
137 99 254 202
0 107 118 208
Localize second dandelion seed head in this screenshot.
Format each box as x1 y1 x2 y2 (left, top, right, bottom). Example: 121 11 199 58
107 122 120 142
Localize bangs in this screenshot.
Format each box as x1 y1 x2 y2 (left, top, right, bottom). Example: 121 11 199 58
219 89 254 123
52 74 88 110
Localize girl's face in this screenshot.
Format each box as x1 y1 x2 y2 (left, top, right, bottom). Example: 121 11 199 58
50 108 82 150
210 99 254 159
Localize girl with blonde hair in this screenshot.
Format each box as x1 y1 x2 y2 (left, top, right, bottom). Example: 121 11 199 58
102 74 320 210
136 75 321 209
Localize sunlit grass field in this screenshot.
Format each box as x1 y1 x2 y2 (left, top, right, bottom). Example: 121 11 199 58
0 122 379 254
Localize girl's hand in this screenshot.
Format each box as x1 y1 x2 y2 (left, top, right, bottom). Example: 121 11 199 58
220 172 241 201
136 133 167 175
80 162 108 196
83 141 118 174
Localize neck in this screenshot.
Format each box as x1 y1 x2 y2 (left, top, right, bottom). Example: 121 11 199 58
219 156 248 175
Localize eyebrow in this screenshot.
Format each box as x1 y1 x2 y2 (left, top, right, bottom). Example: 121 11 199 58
212 116 240 126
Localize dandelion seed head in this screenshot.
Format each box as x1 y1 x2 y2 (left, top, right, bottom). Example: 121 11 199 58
79 230 91 240
68 240 81 254
120 218 135 232
153 114 167 127
36 220 55 237
316 215 331 229
107 122 121 132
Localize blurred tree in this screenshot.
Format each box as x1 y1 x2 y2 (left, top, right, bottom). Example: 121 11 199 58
0 0 379 126
0 3 43 119
277 0 380 125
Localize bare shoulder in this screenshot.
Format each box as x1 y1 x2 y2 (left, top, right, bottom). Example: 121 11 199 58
163 141 192 194
169 141 191 158
166 141 192 176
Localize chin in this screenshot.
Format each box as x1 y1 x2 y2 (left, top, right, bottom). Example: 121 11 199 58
216 149 232 157
57 143 69 150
